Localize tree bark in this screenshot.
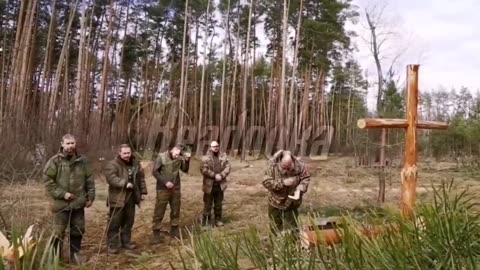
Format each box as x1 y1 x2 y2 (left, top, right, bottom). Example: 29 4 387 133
277 0 289 149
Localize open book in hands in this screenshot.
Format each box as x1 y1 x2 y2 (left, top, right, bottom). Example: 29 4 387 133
288 188 301 200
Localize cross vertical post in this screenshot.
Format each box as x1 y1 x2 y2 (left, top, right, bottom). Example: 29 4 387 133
402 65 419 217
357 64 448 217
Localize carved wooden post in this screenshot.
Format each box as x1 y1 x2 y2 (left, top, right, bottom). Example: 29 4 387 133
401 65 419 217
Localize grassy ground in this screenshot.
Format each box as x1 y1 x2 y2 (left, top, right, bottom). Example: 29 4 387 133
0 155 477 269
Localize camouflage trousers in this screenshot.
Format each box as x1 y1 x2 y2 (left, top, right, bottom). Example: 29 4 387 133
53 208 85 254
268 205 299 235
202 184 224 224
107 192 136 247
152 189 181 230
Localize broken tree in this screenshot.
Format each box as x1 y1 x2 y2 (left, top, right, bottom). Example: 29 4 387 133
357 64 448 217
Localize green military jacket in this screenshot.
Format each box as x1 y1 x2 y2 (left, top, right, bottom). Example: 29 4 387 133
43 149 95 212
262 150 311 210
103 156 147 208
153 151 190 190
200 150 231 194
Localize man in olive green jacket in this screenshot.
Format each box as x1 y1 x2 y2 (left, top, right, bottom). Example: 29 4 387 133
150 143 190 243
103 144 147 254
43 134 95 265
200 141 231 227
262 150 310 236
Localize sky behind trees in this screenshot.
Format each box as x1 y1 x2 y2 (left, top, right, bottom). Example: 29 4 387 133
349 0 480 110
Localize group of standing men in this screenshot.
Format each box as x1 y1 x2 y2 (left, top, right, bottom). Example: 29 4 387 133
43 134 310 265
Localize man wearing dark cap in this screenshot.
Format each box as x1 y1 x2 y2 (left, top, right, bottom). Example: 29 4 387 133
150 143 190 243
262 150 311 235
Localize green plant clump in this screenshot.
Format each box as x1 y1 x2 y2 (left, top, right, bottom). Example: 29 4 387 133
179 180 480 270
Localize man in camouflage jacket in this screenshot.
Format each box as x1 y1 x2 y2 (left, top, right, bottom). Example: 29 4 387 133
150 143 190 243
262 150 310 235
43 134 95 265
103 144 147 254
200 141 231 227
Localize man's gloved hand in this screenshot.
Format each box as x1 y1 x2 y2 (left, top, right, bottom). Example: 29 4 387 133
215 174 222 181
141 194 146 200
126 183 134 189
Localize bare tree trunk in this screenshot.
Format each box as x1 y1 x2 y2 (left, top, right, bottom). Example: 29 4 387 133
0 29 6 127
178 0 189 131
240 0 253 160
249 17 256 151
47 0 78 130
75 0 87 137
366 11 384 114
7 0 26 119
228 20 241 127
346 78 353 146
378 128 387 202
193 20 200 125
287 0 303 147
220 0 231 141
15 0 37 129
299 65 311 134
196 0 211 156
277 0 289 149
98 0 115 144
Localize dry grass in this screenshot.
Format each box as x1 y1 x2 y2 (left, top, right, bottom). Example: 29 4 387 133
0 156 476 269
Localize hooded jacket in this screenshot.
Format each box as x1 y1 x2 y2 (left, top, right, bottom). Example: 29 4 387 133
43 148 95 212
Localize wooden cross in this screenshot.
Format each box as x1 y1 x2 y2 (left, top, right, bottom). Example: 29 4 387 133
357 65 448 217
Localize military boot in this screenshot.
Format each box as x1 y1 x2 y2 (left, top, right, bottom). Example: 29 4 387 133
202 215 211 227
71 252 87 265
121 232 137 250
170 226 180 239
214 214 224 227
150 230 163 245
70 236 86 265
107 231 121 254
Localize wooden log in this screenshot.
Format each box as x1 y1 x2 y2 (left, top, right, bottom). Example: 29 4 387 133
357 118 448 130
402 64 419 218
299 224 400 249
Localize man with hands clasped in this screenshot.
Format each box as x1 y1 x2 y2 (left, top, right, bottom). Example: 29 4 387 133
200 141 231 227
151 143 191 243
43 134 95 265
103 144 147 254
262 150 311 235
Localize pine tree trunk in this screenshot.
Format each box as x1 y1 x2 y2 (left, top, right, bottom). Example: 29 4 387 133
277 0 289 149
196 0 211 156
47 0 78 131
240 0 253 160
98 0 115 144
220 0 231 141
178 0 189 132
287 0 303 148
74 0 87 138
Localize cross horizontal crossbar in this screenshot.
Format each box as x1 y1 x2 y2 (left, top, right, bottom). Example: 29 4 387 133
357 118 448 130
